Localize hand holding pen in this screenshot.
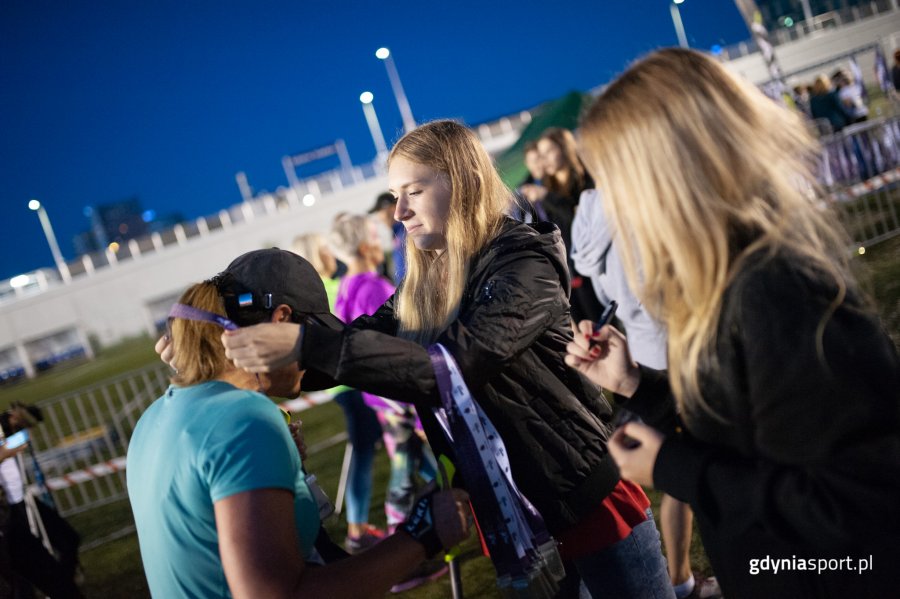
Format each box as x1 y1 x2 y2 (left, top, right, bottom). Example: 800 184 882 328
590 301 618 347
564 301 641 398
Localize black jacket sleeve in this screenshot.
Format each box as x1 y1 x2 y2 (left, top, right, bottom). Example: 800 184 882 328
652 263 900 549
614 365 679 434
299 249 567 407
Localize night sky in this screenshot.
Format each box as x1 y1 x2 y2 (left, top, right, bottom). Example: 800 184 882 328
0 0 748 281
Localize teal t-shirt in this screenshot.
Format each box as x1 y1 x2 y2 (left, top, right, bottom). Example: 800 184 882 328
127 381 320 598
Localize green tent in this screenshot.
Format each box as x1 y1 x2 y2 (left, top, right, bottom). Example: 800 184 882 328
494 90 593 188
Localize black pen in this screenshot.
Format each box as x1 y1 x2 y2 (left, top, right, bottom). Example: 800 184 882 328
593 300 618 334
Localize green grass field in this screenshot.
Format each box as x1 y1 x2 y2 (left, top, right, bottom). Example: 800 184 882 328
11 232 899 598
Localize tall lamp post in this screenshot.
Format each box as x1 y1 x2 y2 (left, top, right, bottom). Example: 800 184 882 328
28 199 71 283
375 47 416 134
671 0 689 48
359 91 389 166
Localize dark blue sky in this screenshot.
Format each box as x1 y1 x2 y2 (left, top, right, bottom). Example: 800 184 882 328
0 0 748 281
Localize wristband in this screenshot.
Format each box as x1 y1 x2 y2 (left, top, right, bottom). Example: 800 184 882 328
399 491 443 559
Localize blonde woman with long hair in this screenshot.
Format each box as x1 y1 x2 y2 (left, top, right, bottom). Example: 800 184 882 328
568 48 900 598
220 120 674 597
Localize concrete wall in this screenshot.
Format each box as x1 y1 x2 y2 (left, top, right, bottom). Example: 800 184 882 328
0 176 388 374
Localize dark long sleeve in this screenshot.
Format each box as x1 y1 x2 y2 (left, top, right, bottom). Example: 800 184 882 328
300 249 567 407
651 260 900 553
614 365 679 434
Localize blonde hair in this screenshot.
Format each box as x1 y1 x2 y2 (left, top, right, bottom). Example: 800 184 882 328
291 232 331 277
329 214 378 265
579 49 850 418
389 120 510 345
170 282 231 386
812 75 831 96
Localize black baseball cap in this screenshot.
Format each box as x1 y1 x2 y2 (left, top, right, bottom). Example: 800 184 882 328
216 248 343 331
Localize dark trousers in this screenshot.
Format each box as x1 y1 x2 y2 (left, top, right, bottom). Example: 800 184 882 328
8 501 82 599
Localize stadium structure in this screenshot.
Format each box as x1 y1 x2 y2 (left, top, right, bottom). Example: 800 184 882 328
1 3 897 381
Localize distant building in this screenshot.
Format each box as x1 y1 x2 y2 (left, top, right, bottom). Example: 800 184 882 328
756 0 872 29
74 197 153 255
72 230 100 256
146 212 185 233
89 197 148 248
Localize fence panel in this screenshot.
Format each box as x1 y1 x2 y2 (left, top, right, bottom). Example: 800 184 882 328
822 116 900 247
24 363 171 516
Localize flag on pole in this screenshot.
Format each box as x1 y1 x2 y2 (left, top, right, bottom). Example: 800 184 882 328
733 0 788 104
848 56 868 103
874 48 893 94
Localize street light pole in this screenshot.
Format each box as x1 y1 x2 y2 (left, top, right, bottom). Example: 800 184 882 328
670 0 689 48
359 91 389 165
375 47 416 134
28 199 71 283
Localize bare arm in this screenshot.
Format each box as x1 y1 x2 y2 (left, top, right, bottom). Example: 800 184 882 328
0 443 27 462
216 487 471 599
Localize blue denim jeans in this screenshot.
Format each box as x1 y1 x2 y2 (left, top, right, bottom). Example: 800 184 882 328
565 509 675 599
333 390 382 524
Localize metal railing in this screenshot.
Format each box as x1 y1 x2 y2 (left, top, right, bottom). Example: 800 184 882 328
23 363 172 517
821 115 900 246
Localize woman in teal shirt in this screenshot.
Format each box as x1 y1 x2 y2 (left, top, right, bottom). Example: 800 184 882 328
129 249 470 598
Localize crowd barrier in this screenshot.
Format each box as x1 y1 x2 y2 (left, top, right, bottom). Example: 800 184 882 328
821 115 900 247
21 363 337 523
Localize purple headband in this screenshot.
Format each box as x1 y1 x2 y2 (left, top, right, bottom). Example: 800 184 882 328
168 303 239 331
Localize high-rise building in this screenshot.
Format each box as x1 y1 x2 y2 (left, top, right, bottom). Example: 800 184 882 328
73 196 148 255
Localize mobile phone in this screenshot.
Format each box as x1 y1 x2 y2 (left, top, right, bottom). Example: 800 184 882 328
3 429 29 449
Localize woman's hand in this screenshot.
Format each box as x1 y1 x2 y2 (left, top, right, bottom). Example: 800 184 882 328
0 442 28 462
565 320 641 397
431 488 473 550
608 422 664 488
221 323 304 373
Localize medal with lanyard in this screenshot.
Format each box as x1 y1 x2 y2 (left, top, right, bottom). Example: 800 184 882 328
428 344 564 598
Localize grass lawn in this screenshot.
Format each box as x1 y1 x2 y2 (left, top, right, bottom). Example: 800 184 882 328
16 233 900 598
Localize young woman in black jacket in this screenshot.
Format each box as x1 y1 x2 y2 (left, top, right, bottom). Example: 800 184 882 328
216 120 674 598
569 49 900 598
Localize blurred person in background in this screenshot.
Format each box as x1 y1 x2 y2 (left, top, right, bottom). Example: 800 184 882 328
791 84 812 119
0 403 83 599
514 140 550 223
329 214 443 591
571 48 900 598
536 127 604 322
132 249 471 598
832 69 868 124
292 232 387 555
809 74 851 134
292 232 340 307
369 192 407 285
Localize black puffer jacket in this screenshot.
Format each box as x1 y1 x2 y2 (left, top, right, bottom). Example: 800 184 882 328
301 218 619 534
